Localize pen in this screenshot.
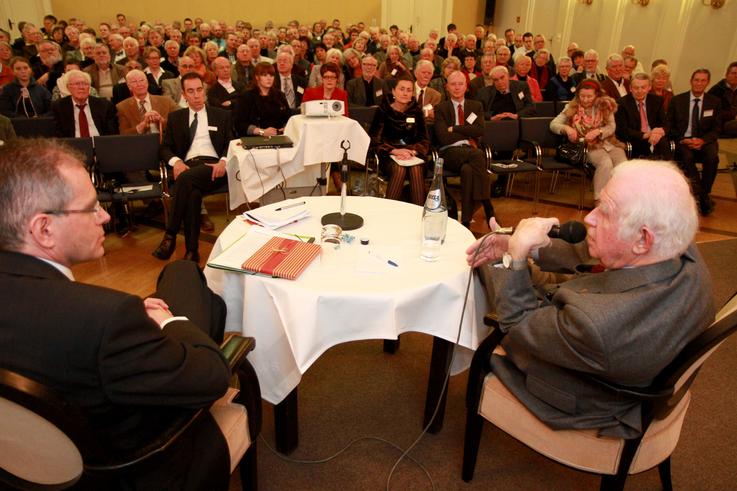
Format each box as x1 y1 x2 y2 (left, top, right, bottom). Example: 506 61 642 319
372 252 399 268
275 201 306 211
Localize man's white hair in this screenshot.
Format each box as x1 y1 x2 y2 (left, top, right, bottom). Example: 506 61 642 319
612 160 698 260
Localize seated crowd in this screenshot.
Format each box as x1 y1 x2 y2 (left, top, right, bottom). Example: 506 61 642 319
0 14 730 490
1 15 735 241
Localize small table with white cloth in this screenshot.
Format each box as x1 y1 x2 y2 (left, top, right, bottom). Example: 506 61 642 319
225 115 371 208
204 196 489 453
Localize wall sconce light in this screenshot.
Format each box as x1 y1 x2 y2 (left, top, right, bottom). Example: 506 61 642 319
632 0 650 5
703 0 725 8
578 0 593 4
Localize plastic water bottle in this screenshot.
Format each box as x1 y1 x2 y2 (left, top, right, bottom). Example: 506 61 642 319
420 158 448 262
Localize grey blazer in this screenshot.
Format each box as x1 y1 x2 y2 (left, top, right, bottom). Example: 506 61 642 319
487 240 715 438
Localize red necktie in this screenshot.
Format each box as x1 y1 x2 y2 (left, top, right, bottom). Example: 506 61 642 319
638 102 649 132
457 102 464 125
77 104 90 137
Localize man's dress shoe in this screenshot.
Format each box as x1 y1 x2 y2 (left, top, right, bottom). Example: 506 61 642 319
152 234 176 260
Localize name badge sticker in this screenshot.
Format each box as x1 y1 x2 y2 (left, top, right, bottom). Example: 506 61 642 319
391 68 397 76
376 90 383 97
423 103 433 111
703 109 714 117
297 86 304 94
466 112 477 124
208 126 218 131
518 91 525 100
406 117 416 124
571 87 576 93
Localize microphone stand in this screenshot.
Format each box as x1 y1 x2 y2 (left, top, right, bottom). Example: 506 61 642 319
321 140 364 230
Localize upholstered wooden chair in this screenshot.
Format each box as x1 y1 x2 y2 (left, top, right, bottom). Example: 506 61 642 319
462 293 737 490
0 335 261 490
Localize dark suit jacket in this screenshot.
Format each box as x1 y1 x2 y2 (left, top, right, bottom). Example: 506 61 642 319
206 79 246 110
346 76 387 107
275 72 308 111
160 105 233 163
51 95 118 137
600 76 630 100
571 72 605 86
0 251 231 489
146 70 177 95
615 93 668 154
667 91 722 144
433 98 484 147
487 241 714 438
474 80 536 119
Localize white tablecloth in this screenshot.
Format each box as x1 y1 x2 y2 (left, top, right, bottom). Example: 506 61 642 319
204 196 489 404
226 115 370 208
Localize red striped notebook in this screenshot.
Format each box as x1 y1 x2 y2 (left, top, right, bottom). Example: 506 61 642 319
240 236 321 280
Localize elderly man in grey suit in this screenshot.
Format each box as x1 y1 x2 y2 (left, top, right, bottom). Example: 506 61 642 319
474 65 535 120
467 160 714 438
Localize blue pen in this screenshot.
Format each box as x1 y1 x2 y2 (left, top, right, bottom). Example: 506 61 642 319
373 252 399 268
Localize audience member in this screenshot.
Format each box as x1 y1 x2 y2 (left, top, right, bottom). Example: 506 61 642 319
572 49 605 85
475 65 535 120
615 73 669 159
30 40 64 89
510 55 542 102
233 61 291 137
413 60 441 123
346 55 386 107
274 50 307 113
0 41 13 88
231 44 254 86
668 69 722 216
469 54 496 99
650 64 673 113
51 69 117 137
466 160 714 439
0 113 16 142
0 56 52 117
143 45 175 95
84 44 126 100
369 74 430 206
550 79 626 200
545 56 575 101
378 45 409 81
707 61 737 137
207 57 245 110
600 53 630 100
153 73 233 263
117 68 178 134
183 45 215 86
433 70 493 228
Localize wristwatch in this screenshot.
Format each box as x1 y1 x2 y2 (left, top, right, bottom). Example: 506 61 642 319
258 129 265 136
502 252 527 271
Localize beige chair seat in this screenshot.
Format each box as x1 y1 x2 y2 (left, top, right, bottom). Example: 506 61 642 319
479 373 690 475
0 398 83 486
210 387 251 473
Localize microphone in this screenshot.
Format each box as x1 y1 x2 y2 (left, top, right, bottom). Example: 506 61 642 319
495 220 587 243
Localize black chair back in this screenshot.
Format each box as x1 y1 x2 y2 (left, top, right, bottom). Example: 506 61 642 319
555 100 571 114
348 105 378 133
93 134 161 173
10 116 56 138
520 117 559 149
59 137 95 170
533 101 555 117
482 120 520 153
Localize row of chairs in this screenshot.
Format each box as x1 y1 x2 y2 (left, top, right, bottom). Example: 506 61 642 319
59 133 170 228
347 106 587 212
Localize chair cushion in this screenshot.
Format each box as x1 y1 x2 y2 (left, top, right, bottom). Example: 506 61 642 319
478 373 690 475
209 388 251 473
0 397 83 485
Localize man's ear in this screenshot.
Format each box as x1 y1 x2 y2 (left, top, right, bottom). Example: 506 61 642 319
27 213 56 249
632 225 654 255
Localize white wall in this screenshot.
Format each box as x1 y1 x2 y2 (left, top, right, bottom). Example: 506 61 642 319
493 0 737 93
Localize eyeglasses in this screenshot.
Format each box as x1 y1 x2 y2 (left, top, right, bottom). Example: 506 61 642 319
322 75 337 80
44 202 103 217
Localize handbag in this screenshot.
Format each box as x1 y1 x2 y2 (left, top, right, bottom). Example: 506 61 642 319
555 141 586 167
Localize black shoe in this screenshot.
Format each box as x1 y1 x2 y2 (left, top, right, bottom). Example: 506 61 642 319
183 250 200 263
152 234 176 260
698 195 715 216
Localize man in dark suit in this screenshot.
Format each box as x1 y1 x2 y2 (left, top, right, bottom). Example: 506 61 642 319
434 71 493 228
346 55 386 107
615 73 669 159
0 138 241 490
207 57 245 110
467 160 714 439
707 61 737 137
571 49 605 86
668 68 722 215
153 73 233 263
474 66 536 120
274 50 307 113
600 54 630 100
51 69 118 137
